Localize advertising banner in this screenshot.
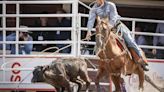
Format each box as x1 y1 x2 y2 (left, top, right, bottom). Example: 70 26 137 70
0 57 57 90
0 57 164 92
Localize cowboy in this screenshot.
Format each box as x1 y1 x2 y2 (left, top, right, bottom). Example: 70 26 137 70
6 25 33 54
85 0 149 71
152 23 164 59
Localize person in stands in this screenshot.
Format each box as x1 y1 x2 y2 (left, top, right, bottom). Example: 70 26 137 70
152 23 164 59
54 9 71 53
32 11 55 52
6 25 33 54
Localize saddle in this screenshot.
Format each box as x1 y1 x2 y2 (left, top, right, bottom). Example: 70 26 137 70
111 21 133 60
112 23 149 71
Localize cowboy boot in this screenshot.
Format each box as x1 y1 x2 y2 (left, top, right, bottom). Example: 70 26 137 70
131 57 149 71
129 48 149 71
141 63 149 71
142 58 148 66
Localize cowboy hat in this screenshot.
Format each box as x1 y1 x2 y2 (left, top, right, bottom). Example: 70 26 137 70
19 25 31 33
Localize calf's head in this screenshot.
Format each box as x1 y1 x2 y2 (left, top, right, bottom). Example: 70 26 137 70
31 66 45 83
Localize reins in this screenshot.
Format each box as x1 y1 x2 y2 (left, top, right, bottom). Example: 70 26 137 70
96 19 127 62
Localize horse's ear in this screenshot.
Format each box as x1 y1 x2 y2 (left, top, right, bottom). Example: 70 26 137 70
34 66 43 69
96 16 101 23
104 16 109 22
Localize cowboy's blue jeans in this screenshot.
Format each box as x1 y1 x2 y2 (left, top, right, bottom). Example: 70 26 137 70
6 33 33 54
117 23 143 58
10 44 33 54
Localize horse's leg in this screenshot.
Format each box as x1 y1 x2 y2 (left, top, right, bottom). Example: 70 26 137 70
111 75 121 92
95 66 106 92
79 69 91 92
137 67 144 92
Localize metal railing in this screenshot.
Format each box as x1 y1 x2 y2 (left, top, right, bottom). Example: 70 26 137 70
0 0 164 92
0 1 79 91
78 13 164 58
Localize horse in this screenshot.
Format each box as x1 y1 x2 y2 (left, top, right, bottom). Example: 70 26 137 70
94 16 145 92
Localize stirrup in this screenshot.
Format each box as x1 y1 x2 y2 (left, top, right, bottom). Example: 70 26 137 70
141 64 149 71
138 58 149 66
132 57 149 71
144 62 149 66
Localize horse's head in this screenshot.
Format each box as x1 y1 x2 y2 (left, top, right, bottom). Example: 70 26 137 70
95 16 113 53
96 16 114 40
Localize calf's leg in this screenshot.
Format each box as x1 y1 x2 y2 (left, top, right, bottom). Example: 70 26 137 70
95 64 106 92
79 68 91 92
61 77 72 92
70 78 83 92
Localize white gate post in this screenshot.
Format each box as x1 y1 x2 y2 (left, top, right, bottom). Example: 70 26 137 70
2 1 6 82
72 0 79 91
72 0 79 56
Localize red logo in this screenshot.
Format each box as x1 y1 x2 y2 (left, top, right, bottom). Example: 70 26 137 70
10 62 21 82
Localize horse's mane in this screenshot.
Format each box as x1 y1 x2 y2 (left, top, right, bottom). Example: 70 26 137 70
96 16 122 50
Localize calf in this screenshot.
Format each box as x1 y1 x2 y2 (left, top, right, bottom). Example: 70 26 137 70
31 57 91 92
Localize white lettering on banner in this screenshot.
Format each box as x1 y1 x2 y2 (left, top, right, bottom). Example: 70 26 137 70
5 57 55 84
124 69 164 92
10 62 21 82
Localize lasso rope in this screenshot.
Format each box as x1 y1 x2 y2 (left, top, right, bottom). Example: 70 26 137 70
0 31 97 91
89 1 104 11
0 46 60 91
1 0 104 74
1 32 96 70
15 71 32 92
0 46 60 70
0 1 100 90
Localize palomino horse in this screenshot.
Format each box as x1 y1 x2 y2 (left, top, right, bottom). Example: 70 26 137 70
95 16 145 92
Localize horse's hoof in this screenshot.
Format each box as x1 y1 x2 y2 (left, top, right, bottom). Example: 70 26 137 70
139 89 143 92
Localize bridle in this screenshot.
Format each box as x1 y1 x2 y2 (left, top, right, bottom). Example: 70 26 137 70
96 17 112 49
96 17 126 62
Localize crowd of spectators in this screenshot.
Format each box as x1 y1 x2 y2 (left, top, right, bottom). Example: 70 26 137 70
135 26 153 58
0 9 163 59
152 23 164 59
29 9 71 53
134 23 164 59
54 9 71 53
0 9 72 54
31 11 55 52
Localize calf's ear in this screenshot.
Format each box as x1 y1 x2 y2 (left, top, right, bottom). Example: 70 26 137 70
42 65 49 72
34 66 44 71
